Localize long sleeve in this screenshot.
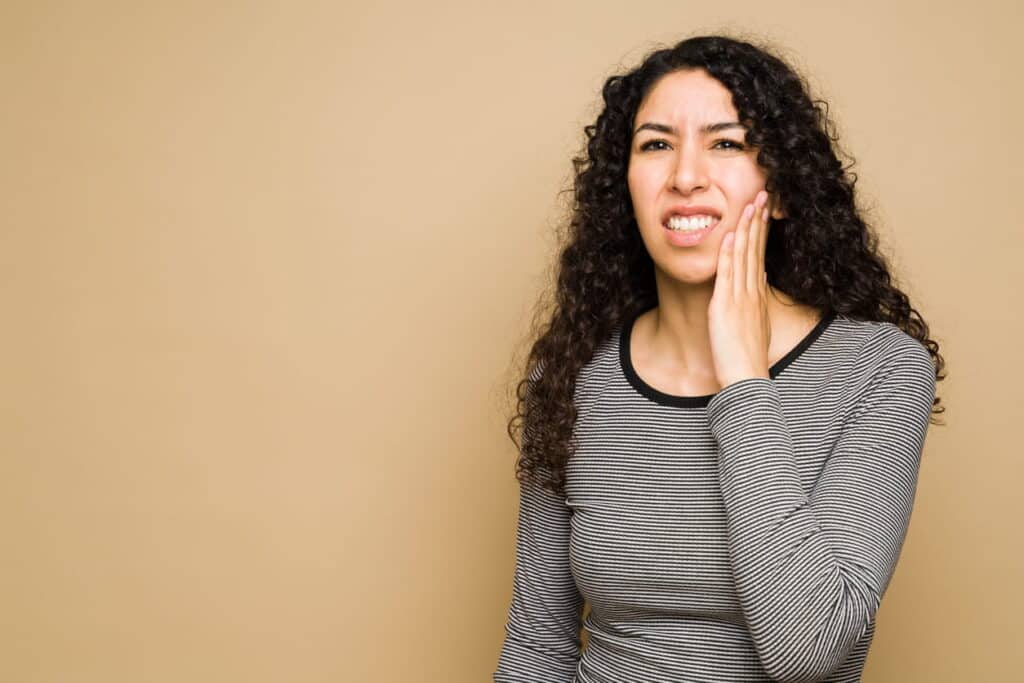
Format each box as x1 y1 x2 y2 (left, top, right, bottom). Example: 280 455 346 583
705 326 936 683
493 467 585 682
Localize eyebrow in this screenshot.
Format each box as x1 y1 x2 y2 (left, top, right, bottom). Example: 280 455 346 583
632 121 748 138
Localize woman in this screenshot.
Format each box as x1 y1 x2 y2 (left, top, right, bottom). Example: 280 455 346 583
493 34 946 682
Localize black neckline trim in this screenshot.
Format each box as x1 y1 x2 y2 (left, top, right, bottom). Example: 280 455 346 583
618 307 837 408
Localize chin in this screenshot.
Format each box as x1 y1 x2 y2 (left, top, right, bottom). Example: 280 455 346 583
656 262 717 287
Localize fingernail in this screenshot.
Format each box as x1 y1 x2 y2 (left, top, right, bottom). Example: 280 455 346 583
743 204 754 218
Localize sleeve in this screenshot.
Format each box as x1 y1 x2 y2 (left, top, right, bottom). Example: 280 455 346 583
493 465 585 682
704 326 937 683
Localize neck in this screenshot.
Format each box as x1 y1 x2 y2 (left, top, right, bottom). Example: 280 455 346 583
647 275 715 376
647 270 799 375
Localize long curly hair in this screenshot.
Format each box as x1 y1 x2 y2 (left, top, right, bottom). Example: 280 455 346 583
506 34 947 496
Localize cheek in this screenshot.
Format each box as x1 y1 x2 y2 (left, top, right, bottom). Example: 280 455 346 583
628 162 663 194
626 167 639 202
720 162 767 198
626 169 638 198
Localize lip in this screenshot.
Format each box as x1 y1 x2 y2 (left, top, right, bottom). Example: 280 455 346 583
663 219 718 247
660 204 721 225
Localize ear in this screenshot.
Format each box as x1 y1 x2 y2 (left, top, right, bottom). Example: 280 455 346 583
766 188 786 220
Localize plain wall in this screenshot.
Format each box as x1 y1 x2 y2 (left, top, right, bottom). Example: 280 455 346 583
2 0 1022 680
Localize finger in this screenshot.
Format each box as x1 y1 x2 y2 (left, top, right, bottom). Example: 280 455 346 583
761 198 770 292
717 230 734 297
733 203 753 300
747 193 766 293
759 196 771 274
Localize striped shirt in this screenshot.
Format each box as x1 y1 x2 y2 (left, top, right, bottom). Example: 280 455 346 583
494 308 937 682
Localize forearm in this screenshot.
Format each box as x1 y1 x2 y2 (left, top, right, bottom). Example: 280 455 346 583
707 375 927 682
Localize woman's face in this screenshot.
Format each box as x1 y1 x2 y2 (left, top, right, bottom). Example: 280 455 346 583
627 68 782 285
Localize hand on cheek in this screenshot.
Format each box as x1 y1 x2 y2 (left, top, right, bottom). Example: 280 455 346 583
708 190 773 390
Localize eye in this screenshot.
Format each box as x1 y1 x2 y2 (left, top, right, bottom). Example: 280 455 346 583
639 139 669 151
713 139 745 151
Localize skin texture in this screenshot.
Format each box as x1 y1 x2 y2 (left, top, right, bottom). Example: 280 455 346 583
627 68 813 393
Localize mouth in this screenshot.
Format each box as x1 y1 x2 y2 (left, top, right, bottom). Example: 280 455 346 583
661 213 721 247
662 213 721 233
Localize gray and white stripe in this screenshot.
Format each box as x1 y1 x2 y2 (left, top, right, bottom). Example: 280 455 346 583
495 310 936 682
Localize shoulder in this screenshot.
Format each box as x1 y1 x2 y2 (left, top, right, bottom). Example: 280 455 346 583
562 325 625 419
843 318 933 374
828 317 936 421
822 316 932 370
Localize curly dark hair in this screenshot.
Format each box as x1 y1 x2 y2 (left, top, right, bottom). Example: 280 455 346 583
505 33 947 496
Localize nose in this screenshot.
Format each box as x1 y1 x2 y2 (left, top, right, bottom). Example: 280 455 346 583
671 143 708 194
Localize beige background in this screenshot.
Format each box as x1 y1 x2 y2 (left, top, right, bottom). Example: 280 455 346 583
2 1 1021 681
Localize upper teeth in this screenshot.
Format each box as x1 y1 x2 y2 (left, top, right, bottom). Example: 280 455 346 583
667 215 715 231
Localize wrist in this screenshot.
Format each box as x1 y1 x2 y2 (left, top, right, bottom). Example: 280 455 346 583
718 369 770 389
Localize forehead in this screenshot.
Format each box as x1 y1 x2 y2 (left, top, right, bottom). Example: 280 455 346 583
636 69 738 122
